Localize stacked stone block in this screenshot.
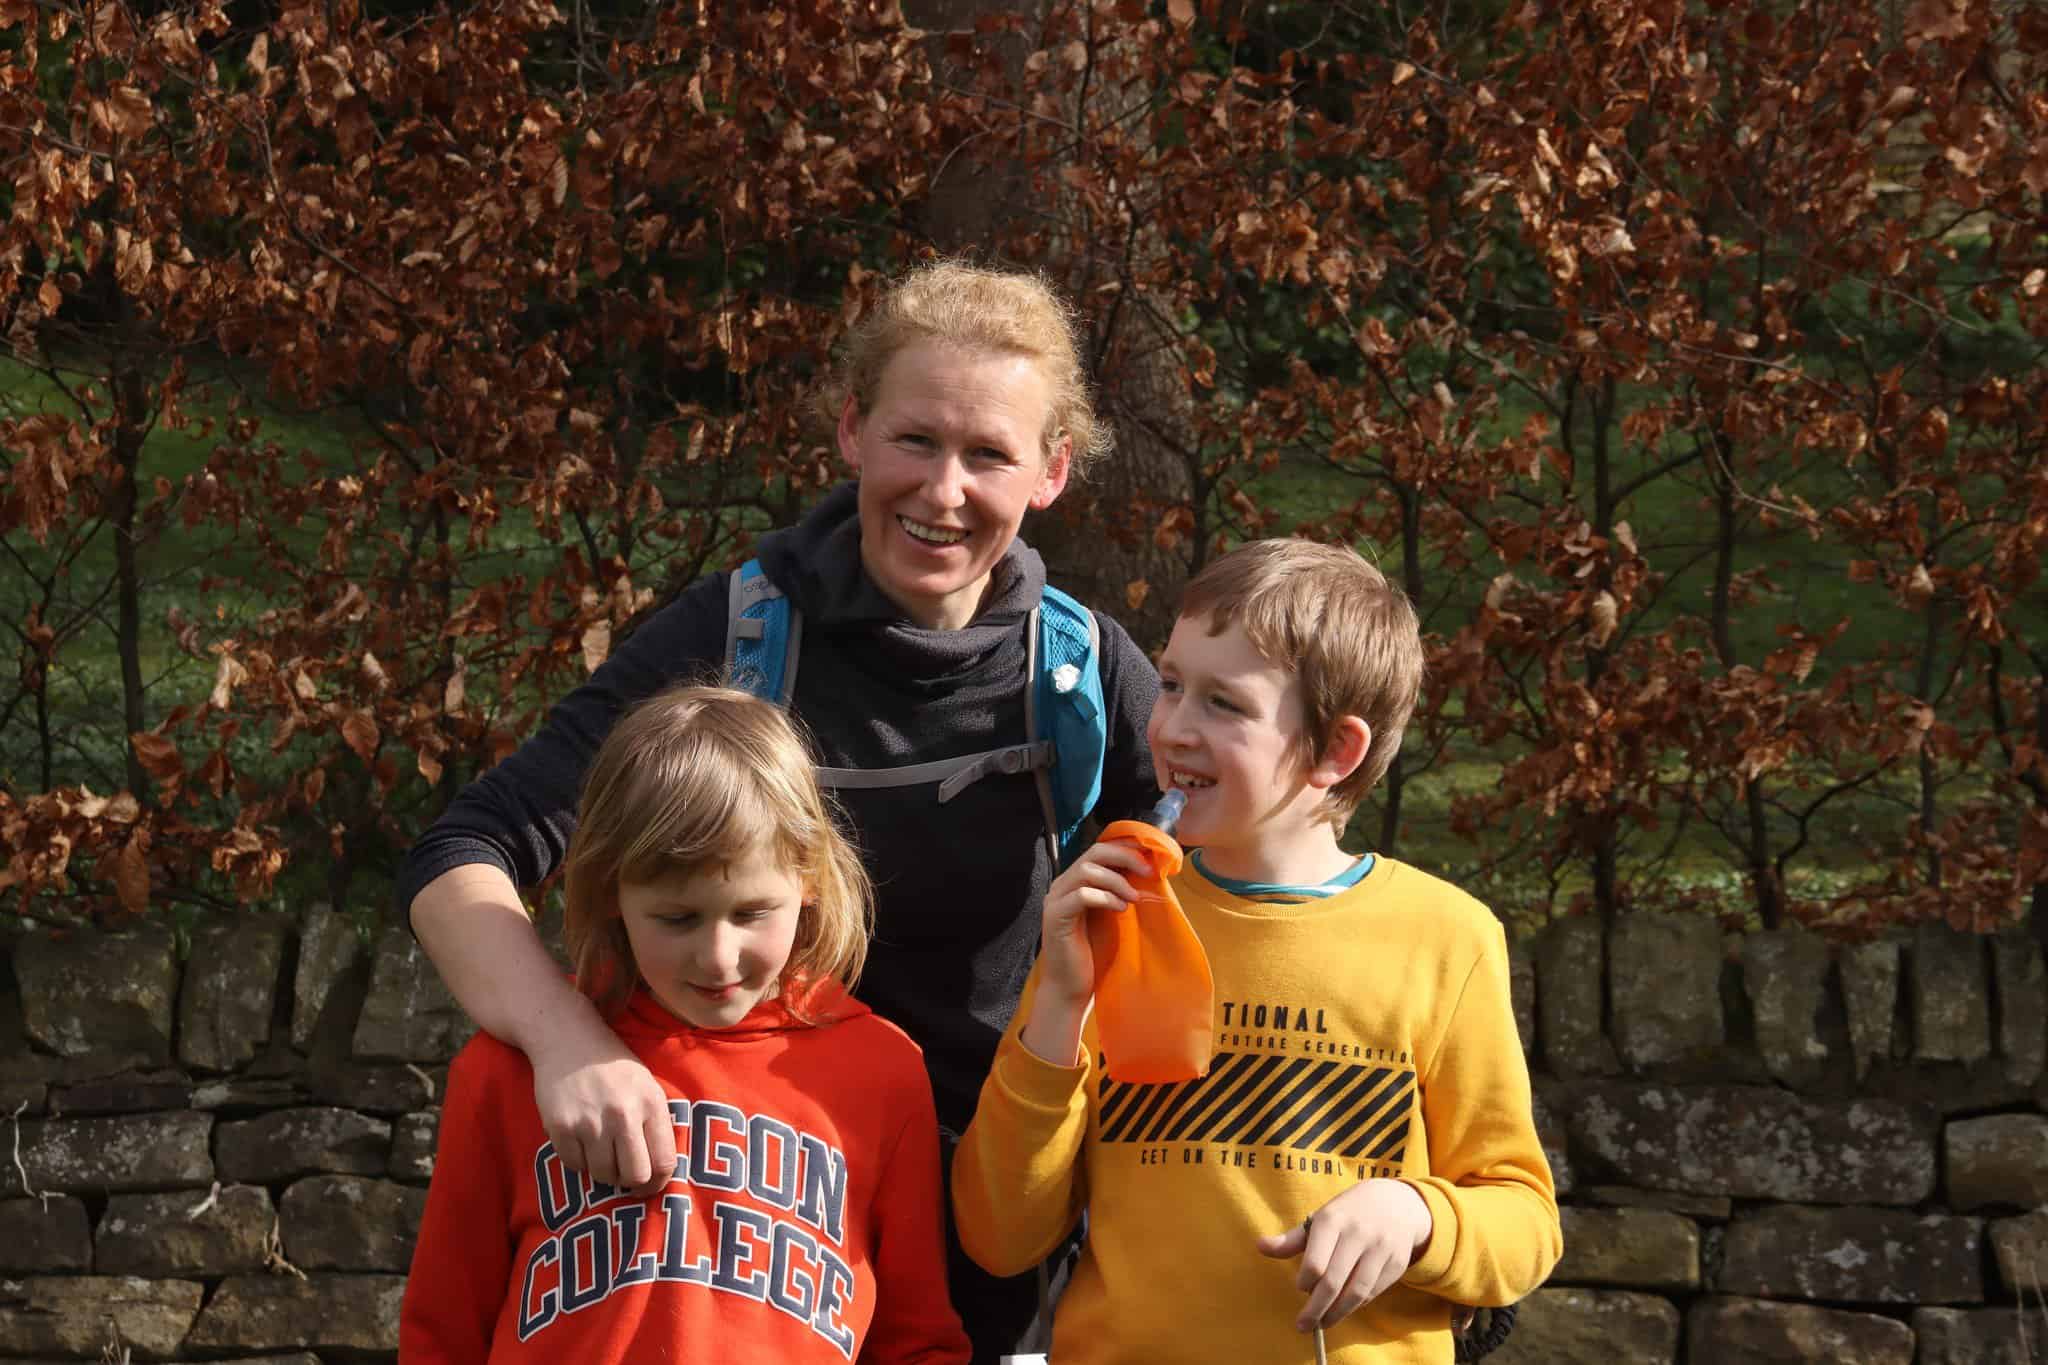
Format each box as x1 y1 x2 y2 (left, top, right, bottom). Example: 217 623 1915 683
2 905 2044 1361
1 907 460 1360
1512 912 2048 1364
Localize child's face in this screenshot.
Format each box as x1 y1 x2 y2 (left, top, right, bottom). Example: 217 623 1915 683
617 848 805 1030
1147 613 1323 874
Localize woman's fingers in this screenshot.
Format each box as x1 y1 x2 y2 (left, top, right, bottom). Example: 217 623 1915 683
535 1051 672 1193
624 1102 680 1196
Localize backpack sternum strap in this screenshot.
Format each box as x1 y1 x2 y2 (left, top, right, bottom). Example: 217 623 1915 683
814 742 1055 801
725 561 1107 859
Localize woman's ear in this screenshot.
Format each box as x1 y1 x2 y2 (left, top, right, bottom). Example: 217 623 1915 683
1030 435 1073 510
836 394 866 471
1308 716 1371 791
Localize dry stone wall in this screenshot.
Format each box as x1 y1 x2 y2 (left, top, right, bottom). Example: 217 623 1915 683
2 906 2044 1362
2 907 457 1361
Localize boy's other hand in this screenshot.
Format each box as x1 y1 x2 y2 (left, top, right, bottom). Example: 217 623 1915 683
531 1023 677 1197
1255 1178 1434 1332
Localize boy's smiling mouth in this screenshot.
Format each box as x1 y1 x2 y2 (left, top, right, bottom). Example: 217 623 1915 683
1168 767 1215 790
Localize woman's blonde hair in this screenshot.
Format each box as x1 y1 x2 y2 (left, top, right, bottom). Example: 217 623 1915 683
561 686 871 1021
816 258 1111 479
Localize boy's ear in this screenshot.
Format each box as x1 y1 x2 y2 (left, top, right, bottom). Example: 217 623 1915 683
1307 716 1371 791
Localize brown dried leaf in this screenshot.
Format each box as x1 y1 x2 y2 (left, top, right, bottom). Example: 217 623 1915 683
112 833 149 915
210 654 248 710
444 659 467 714
581 621 611 673
341 709 380 763
132 732 183 783
1587 591 1618 648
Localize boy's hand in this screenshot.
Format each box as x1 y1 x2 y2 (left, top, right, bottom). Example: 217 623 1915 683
530 1023 677 1198
1255 1179 1434 1332
1018 839 1152 1066
1038 839 1150 998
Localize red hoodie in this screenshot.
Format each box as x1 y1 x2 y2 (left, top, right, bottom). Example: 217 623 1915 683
400 981 970 1364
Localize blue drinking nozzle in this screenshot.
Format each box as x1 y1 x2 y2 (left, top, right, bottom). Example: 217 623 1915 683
1148 788 1187 839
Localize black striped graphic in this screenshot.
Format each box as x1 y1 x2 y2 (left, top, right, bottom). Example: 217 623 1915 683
1096 1052 1413 1163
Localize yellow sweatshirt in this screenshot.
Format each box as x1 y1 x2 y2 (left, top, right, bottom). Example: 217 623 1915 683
952 856 1560 1365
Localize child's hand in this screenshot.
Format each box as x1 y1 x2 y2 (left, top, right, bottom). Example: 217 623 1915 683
1255 1179 1434 1332
1018 839 1152 1066
1038 839 1151 999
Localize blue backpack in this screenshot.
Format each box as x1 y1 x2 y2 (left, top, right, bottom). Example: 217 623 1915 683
723 559 1107 867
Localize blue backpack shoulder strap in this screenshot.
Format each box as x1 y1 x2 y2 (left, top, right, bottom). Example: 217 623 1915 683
1029 584 1107 867
725 559 801 706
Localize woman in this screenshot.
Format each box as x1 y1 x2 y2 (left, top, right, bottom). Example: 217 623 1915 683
399 260 1161 1361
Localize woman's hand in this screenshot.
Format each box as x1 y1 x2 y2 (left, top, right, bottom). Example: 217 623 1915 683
1017 839 1151 1066
1254 1179 1434 1332
410 864 678 1196
529 1018 677 1196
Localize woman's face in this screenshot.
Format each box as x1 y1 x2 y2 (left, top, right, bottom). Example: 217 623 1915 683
838 339 1071 630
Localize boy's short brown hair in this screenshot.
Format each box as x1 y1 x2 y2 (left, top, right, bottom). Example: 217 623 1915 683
1178 538 1425 829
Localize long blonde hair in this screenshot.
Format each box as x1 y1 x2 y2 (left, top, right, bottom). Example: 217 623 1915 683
562 686 872 1020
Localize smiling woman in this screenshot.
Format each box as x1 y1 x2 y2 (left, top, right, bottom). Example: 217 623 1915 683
398 260 1162 1363
838 340 1068 631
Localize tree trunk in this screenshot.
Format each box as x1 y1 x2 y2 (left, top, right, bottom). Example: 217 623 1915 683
111 360 150 800
906 0 1194 650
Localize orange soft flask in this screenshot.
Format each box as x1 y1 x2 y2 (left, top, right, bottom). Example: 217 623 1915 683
1085 789 1215 1083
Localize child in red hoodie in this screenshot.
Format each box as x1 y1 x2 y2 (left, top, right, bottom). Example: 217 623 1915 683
401 686 971 1364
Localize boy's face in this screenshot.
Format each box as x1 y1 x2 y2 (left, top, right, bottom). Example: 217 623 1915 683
1147 612 1327 877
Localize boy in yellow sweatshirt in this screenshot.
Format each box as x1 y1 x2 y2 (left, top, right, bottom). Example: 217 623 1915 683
952 539 1561 1364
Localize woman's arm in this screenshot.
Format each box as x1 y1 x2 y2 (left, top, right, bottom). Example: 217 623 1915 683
399 575 728 1189
411 864 678 1191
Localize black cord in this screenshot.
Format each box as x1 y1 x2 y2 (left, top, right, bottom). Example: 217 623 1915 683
1453 1303 1519 1363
